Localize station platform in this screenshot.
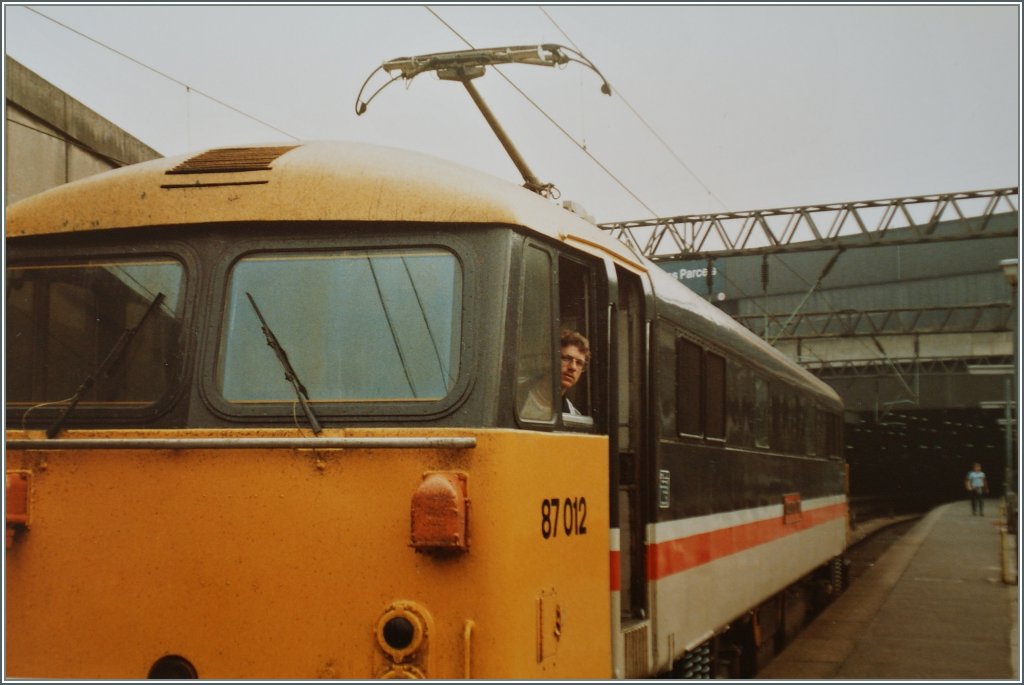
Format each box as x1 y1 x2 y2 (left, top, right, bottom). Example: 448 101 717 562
758 499 1019 680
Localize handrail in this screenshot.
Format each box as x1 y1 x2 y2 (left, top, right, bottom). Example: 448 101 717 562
6 437 477 450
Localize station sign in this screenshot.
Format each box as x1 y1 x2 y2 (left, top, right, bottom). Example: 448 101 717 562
658 259 724 297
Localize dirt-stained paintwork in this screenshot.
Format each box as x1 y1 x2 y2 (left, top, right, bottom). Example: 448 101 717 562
5 427 610 679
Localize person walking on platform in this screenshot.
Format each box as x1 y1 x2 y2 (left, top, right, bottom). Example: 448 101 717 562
964 462 989 516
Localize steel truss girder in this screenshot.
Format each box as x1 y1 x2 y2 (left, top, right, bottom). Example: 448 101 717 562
735 303 1013 341
805 355 1013 379
599 187 1019 260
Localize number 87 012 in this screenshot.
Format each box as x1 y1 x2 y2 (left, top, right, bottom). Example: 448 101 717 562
541 497 588 538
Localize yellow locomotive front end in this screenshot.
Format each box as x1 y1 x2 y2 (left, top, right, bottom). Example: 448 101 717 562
7 140 855 680
5 142 618 679
5 428 609 678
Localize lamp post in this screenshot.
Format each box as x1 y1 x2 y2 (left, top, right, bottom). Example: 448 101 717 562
999 259 1018 535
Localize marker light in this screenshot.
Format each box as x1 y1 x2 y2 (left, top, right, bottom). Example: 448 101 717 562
409 472 469 553
6 471 30 548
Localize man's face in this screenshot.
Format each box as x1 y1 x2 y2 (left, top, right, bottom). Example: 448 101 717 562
560 344 587 393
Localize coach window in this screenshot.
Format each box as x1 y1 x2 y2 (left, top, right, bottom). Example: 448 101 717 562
804 403 817 456
705 351 726 440
753 375 770 449
515 245 556 423
826 413 841 459
676 337 703 437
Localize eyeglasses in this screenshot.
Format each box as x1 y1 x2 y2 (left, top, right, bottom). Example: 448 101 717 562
561 354 587 369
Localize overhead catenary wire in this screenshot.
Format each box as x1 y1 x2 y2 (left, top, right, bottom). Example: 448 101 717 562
22 5 846 333
533 9 857 327
533 8 807 311
422 9 805 319
538 10 866 330
30 4 675 269
535 8 836 313
422 7 788 311
22 6 300 143
539 7 731 214
424 6 661 219
534 8 863 323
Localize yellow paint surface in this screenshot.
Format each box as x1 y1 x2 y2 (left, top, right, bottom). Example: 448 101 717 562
5 427 610 679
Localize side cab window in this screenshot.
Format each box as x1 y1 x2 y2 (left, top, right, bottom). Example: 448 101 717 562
558 255 595 428
515 245 556 423
513 241 597 430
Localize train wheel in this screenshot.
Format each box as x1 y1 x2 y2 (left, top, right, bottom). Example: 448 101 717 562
670 640 713 679
832 555 850 592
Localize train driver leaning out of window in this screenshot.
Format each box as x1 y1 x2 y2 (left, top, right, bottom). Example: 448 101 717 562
560 329 590 416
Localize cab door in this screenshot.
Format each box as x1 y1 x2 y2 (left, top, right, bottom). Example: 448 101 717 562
607 264 653 678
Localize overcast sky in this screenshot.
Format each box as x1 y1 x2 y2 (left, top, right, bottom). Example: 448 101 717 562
3 3 1021 223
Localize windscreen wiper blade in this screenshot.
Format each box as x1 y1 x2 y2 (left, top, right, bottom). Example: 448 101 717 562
46 292 166 439
246 292 323 435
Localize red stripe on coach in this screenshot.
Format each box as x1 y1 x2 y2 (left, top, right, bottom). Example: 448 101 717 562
646 502 847 582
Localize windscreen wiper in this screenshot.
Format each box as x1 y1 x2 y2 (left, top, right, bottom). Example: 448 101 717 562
246 292 323 435
46 292 166 439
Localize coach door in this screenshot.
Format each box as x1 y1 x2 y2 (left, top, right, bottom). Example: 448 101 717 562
612 265 651 676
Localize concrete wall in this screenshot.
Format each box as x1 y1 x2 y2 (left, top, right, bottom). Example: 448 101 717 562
5 57 161 206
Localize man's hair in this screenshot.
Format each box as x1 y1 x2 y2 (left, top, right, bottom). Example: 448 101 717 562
561 329 590 362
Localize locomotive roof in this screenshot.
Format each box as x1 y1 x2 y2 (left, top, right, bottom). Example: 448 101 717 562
5 140 626 251
5 140 841 409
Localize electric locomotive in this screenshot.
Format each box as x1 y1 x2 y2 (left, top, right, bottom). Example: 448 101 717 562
5 140 846 678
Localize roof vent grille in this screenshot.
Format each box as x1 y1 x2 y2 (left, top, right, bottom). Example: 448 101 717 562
166 145 299 175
